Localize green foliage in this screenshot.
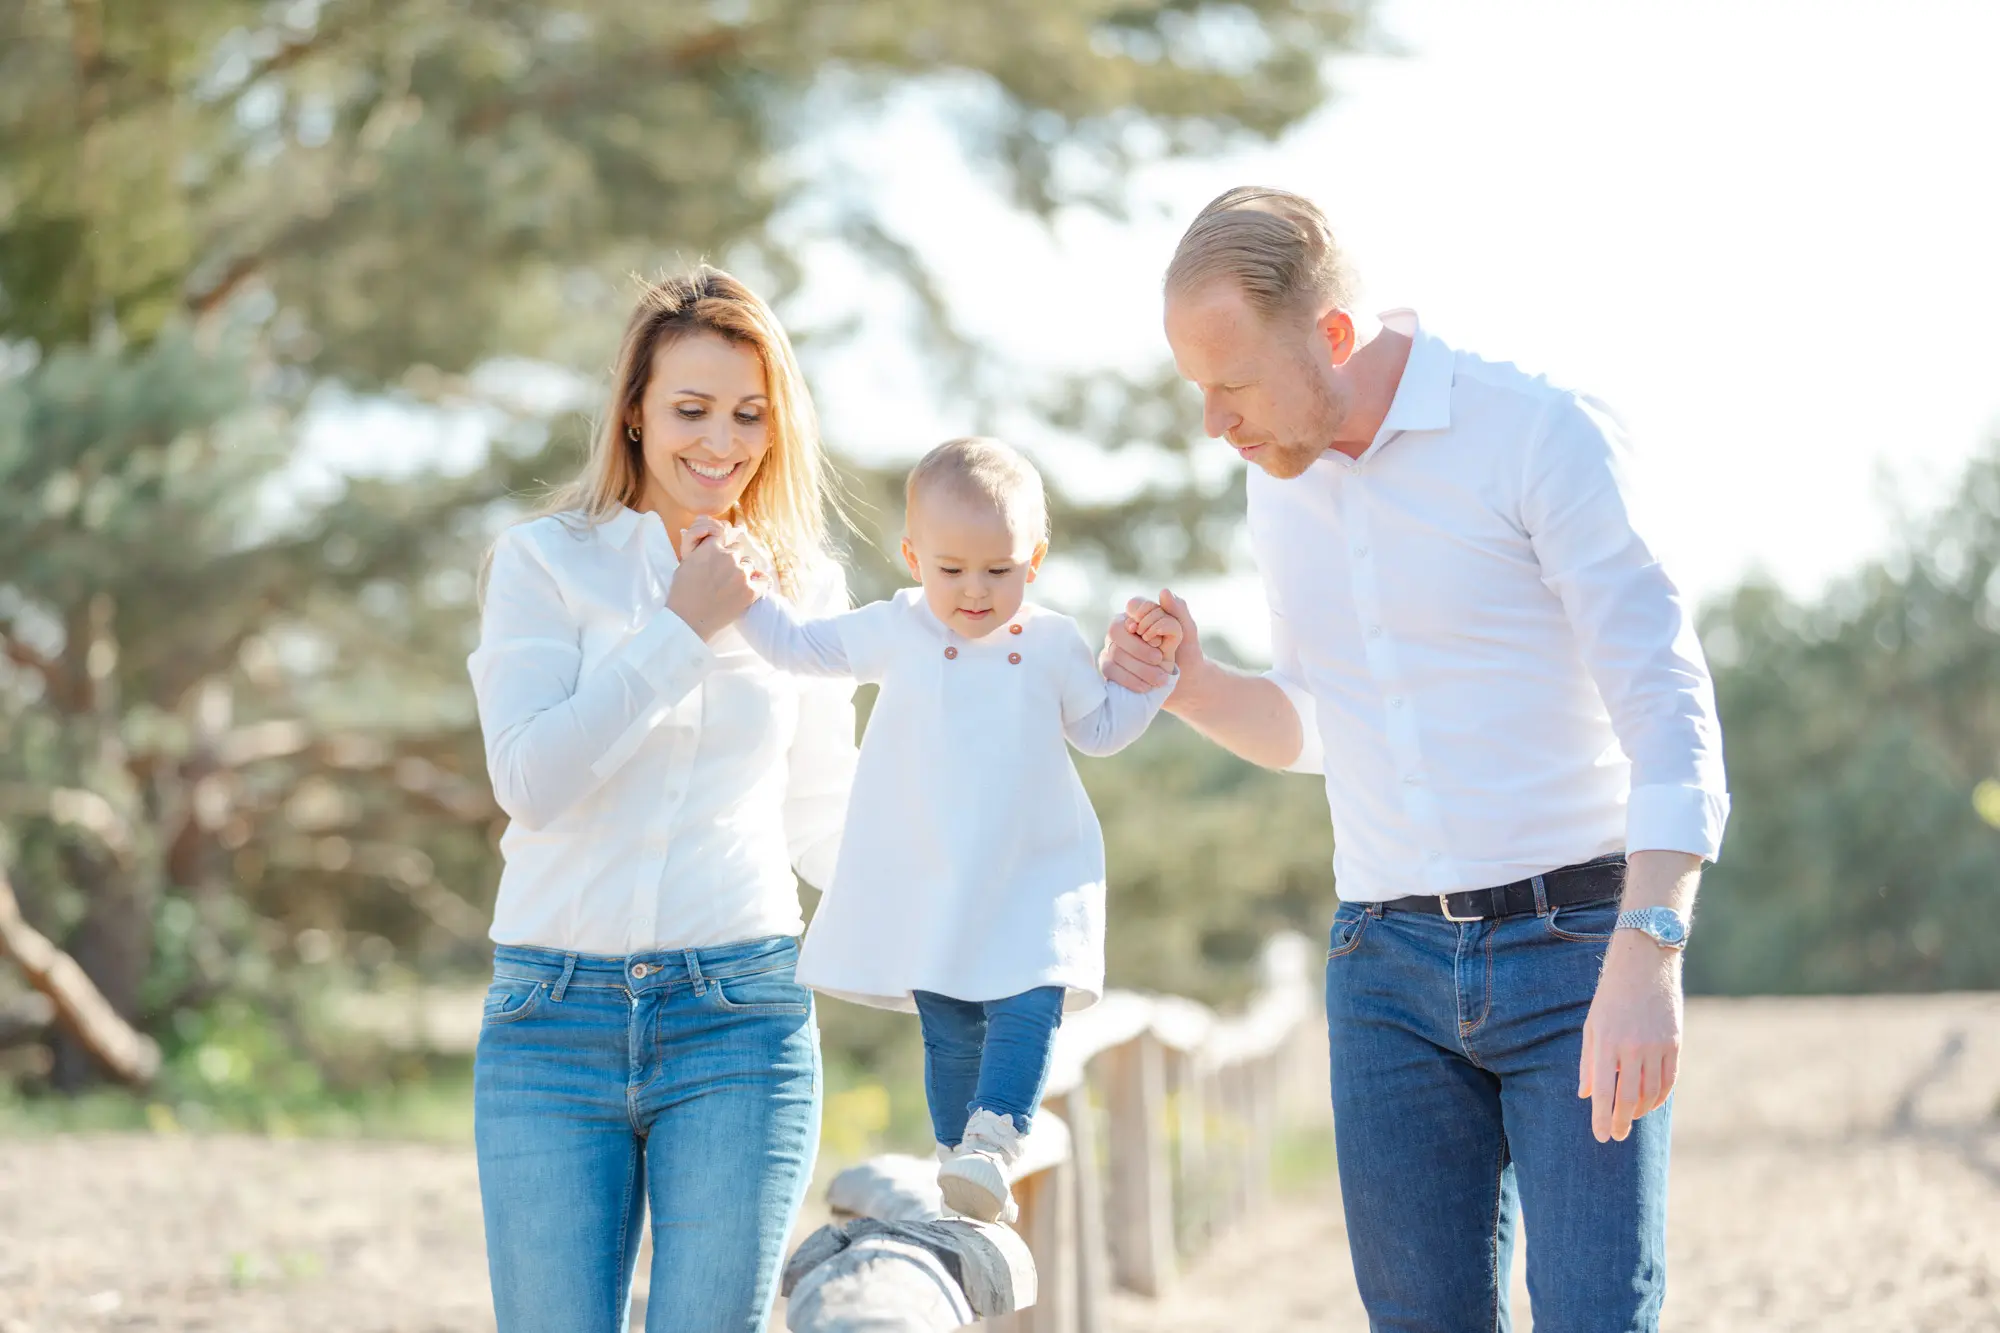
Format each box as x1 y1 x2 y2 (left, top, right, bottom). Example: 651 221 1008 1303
1 0 1363 385
1691 440 2000 994
0 0 1373 1103
1091 715 1334 1005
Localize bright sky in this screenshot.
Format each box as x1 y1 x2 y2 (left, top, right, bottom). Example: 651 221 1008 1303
790 0 2000 656
307 0 2000 660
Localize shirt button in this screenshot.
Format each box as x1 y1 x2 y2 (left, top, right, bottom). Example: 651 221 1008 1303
944 646 958 660
1426 850 1441 861
1354 545 1369 558
1009 624 1023 636
1367 625 1382 639
1008 652 1022 665
1389 696 1404 709
1404 774 1421 785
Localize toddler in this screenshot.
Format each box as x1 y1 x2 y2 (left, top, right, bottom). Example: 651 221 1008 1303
728 436 1183 1223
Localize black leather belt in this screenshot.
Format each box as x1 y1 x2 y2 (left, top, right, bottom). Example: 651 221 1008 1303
1379 856 1625 922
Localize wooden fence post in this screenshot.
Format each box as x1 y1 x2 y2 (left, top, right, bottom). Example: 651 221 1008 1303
1170 1054 1210 1255
1057 1084 1108 1333
1102 1033 1175 1296
990 1158 1077 1333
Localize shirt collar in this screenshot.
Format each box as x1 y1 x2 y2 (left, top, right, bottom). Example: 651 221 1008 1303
1367 309 1454 451
600 505 675 561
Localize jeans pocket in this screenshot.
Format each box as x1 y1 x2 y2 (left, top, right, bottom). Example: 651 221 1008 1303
1327 904 1373 959
711 967 811 1015
482 977 549 1026
1545 899 1619 943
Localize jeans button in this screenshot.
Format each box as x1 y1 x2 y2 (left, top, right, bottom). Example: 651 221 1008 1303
630 963 649 978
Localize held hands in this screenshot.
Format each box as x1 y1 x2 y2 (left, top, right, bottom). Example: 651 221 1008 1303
666 516 768 641
1123 597 1185 670
1101 589 1203 694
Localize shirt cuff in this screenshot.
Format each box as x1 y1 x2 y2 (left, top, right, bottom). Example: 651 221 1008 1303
1263 670 1324 775
1626 783 1731 861
632 605 718 699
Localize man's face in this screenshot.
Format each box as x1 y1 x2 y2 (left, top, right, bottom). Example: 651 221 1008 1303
1164 282 1349 480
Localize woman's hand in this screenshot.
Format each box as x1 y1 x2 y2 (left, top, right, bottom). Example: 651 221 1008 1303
668 517 765 640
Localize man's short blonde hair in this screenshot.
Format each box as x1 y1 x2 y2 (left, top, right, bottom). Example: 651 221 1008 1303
1164 186 1358 321
905 436 1050 545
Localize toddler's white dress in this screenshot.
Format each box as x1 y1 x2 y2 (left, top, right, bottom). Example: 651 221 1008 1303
737 588 1172 1012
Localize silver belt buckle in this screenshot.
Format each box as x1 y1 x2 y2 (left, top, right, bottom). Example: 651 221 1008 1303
1439 891 1481 923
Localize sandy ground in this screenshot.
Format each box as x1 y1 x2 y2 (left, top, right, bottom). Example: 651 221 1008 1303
1107 993 2000 1333
3 994 1998 1331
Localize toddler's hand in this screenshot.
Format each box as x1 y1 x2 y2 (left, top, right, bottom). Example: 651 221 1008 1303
1123 597 1183 670
683 516 774 593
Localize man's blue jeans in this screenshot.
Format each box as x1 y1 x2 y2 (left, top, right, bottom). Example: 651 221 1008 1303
911 986 1066 1145
1324 894 1671 1332
474 935 819 1333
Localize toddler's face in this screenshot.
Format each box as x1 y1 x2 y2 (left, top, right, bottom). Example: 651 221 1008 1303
901 491 1047 639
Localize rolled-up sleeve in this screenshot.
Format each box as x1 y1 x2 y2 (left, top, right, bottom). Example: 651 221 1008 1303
469 526 717 831
780 566 860 890
1264 606 1325 776
1523 395 1730 860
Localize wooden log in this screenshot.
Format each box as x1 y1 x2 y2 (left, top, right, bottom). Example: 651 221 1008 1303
783 1217 1037 1331
0 865 159 1085
1101 1033 1175 1296
828 1155 945 1223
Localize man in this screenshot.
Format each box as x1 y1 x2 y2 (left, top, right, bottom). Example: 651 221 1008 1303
1103 187 1728 1331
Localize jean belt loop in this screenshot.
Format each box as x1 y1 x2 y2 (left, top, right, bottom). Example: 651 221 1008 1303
685 948 706 995
1531 874 1549 916
552 951 578 1003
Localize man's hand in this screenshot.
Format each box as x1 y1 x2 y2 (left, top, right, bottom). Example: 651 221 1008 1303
1123 595 1185 670
1578 850 1700 1143
1101 588 1204 693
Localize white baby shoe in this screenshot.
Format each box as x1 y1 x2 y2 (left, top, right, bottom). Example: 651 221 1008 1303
937 1108 1024 1225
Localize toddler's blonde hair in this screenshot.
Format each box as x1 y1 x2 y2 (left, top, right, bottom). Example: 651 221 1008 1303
905 436 1050 546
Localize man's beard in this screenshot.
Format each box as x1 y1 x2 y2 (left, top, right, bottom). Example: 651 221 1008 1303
1257 371 1347 479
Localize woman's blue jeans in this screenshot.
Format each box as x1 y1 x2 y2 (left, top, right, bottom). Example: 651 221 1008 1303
474 935 820 1333
1324 895 1671 1332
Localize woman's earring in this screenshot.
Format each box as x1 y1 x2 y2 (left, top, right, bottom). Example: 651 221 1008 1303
626 424 641 444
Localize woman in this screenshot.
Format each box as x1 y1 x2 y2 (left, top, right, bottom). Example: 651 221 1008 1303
467 267 854 1332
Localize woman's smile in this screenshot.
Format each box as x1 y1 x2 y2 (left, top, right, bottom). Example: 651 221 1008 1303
680 456 745 488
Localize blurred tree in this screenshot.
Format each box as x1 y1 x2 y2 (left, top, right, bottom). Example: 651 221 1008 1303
1691 439 2000 994
0 0 1373 1089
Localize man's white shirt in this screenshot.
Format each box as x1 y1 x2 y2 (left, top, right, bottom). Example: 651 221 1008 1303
1252 310 1729 902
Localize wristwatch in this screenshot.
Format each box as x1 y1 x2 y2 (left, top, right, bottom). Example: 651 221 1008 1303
1615 906 1690 951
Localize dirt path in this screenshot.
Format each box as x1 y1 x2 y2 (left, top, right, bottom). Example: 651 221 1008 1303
1107 993 2000 1332
3 995 1997 1331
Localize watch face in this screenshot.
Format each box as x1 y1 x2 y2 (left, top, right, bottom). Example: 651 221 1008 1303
1656 913 1688 945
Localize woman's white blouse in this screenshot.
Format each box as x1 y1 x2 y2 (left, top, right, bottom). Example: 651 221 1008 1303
468 508 857 955
736 588 1172 1013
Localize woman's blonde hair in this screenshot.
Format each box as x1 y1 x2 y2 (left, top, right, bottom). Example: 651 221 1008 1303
536 265 836 595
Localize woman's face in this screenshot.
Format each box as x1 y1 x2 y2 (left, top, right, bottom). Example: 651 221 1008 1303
631 332 772 534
